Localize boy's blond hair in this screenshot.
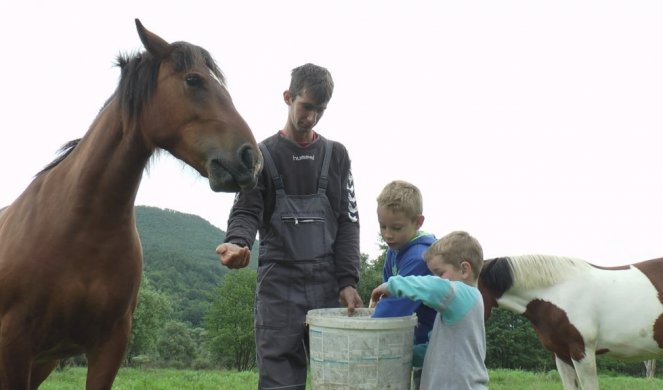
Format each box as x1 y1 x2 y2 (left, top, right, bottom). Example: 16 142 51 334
376 180 423 219
424 231 483 281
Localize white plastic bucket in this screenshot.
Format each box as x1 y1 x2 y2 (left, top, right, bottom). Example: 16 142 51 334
306 308 417 390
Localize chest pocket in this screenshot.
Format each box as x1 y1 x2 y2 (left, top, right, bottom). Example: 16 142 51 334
260 141 337 261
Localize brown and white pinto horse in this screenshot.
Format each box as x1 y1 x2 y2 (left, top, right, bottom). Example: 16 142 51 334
0 20 261 389
478 255 663 390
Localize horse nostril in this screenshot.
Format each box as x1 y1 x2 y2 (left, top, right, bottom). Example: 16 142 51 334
239 145 258 171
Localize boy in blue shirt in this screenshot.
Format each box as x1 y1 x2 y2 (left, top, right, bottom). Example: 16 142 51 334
371 180 436 389
371 231 489 389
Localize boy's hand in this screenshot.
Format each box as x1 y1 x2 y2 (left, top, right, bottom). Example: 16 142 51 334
370 282 390 306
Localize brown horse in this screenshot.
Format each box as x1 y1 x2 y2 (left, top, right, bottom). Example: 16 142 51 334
0 20 262 389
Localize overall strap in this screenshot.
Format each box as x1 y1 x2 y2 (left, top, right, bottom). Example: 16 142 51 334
317 139 333 195
260 140 332 194
259 143 284 190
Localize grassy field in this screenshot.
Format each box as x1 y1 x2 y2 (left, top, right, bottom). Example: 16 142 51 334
40 367 663 389
41 368 259 390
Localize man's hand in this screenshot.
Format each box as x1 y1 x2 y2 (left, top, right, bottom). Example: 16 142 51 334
216 242 251 269
339 286 364 315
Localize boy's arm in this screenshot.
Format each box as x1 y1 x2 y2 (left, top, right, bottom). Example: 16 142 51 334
374 245 432 318
386 275 450 312
387 275 482 325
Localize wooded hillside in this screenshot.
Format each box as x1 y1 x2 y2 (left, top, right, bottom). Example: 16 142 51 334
135 206 258 326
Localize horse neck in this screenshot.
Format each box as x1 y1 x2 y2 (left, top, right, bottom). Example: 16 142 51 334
43 98 152 223
497 288 541 314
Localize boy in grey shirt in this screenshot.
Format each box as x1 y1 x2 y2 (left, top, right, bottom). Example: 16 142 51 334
371 231 489 389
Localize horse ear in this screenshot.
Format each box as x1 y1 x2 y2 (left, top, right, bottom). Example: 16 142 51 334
135 19 172 59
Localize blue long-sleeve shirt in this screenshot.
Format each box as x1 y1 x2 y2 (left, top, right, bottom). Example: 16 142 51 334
372 233 436 365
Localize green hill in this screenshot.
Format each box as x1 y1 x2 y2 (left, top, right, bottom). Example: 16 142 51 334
135 206 258 326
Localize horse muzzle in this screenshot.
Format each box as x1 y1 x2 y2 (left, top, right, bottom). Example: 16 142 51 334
207 144 263 192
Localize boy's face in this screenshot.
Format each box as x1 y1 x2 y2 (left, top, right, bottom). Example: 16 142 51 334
427 255 470 283
377 206 423 251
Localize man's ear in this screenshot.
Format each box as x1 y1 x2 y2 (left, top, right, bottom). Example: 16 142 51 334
283 90 292 105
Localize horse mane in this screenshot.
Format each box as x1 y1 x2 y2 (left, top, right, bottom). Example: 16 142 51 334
479 258 515 298
36 41 225 177
507 254 592 289
36 139 81 176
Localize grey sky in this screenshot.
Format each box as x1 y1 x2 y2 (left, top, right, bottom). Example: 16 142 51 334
1 1 661 265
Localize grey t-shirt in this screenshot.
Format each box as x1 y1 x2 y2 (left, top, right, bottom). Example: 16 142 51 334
386 275 489 389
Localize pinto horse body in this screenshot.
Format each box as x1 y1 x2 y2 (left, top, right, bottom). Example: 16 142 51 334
0 20 261 389
479 255 663 390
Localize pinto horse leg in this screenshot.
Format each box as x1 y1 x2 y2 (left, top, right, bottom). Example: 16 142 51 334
555 355 580 390
572 350 599 390
84 316 132 390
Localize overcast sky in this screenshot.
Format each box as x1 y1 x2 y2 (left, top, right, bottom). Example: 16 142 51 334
1 1 662 265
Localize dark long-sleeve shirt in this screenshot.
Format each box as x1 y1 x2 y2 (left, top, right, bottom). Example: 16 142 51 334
224 132 360 289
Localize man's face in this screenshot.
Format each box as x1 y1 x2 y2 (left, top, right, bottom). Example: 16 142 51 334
286 89 327 134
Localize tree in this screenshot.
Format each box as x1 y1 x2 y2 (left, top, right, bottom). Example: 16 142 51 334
484 309 554 371
126 275 172 364
356 244 387 304
205 269 257 371
156 320 197 367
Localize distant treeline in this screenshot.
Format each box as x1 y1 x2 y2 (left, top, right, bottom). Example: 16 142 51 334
58 206 661 375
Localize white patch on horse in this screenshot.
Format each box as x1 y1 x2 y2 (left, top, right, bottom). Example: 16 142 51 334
501 262 663 359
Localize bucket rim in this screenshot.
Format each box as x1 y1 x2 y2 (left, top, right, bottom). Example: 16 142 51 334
306 308 417 330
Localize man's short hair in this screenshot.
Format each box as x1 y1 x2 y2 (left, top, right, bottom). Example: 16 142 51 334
289 63 334 103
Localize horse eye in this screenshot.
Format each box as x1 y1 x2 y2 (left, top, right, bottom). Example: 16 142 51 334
185 74 202 87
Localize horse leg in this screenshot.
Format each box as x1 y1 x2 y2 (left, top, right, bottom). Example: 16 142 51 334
84 316 132 390
555 355 580 390
0 315 33 389
29 360 59 389
572 350 599 390
645 359 656 378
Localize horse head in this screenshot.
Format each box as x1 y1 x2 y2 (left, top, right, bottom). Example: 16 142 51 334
130 19 262 192
478 257 513 321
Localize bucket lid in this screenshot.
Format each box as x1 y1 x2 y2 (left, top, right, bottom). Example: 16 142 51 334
306 308 417 330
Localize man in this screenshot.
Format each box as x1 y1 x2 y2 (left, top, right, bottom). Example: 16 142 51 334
216 63 363 390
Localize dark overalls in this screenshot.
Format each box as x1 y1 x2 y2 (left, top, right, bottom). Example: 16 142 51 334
256 140 340 390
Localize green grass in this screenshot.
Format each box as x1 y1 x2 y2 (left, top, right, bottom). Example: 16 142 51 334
488 369 663 390
41 368 259 390
40 367 663 389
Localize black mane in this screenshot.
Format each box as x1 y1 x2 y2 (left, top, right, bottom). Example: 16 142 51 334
479 257 514 299
37 41 225 176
